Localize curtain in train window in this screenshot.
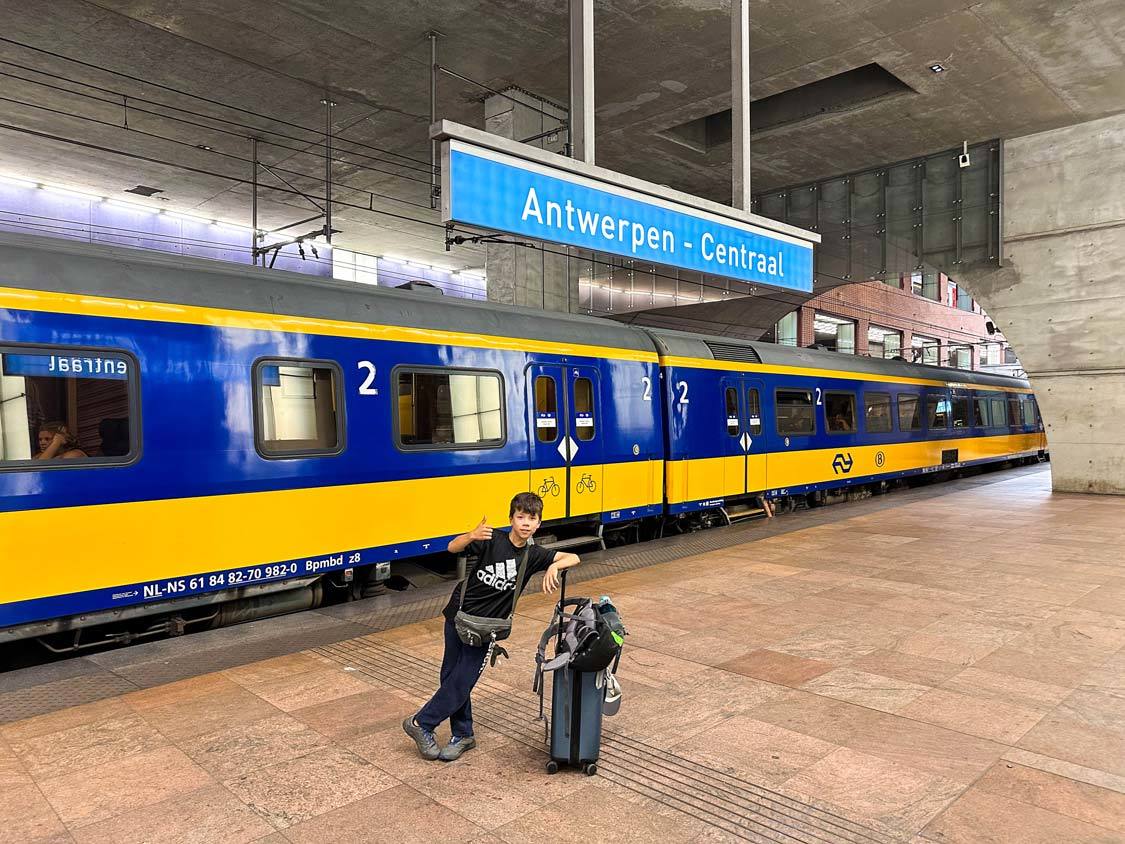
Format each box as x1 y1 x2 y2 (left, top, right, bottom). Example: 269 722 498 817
257 363 341 455
974 395 991 427
897 395 922 431
0 347 134 465
990 397 1008 427
398 369 503 448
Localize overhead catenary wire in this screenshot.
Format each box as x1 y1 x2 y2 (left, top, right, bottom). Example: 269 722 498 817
0 35 435 170
0 92 436 212
0 62 436 183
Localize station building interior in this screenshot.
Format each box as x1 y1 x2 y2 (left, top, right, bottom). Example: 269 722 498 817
0 2 1123 843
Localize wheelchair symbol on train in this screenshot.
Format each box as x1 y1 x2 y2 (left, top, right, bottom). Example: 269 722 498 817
537 477 561 497
576 473 598 493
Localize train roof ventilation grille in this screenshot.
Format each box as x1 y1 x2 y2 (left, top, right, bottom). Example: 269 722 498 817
704 341 762 363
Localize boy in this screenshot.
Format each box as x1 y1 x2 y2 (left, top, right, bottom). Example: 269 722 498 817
403 491 580 761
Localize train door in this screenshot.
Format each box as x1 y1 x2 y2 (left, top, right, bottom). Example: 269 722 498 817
527 364 567 518
526 364 603 519
744 380 768 493
720 378 746 497
566 366 604 517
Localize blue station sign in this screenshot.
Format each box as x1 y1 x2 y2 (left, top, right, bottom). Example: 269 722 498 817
441 138 815 293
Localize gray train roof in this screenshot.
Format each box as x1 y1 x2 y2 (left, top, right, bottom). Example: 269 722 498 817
0 231 655 354
646 327 1032 390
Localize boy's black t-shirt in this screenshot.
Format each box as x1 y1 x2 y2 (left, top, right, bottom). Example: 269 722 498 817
442 531 556 621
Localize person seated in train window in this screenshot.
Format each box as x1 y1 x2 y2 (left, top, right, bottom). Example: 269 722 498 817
34 423 88 460
828 412 850 432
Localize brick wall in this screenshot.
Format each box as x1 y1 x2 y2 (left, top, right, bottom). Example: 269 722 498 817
793 274 1005 368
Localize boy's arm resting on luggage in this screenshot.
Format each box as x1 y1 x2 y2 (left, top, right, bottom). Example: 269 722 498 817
542 552 580 593
447 516 493 553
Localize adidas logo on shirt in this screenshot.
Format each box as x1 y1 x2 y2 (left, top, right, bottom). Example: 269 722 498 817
476 558 518 591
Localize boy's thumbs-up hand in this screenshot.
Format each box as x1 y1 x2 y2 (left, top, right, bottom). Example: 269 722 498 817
469 516 493 542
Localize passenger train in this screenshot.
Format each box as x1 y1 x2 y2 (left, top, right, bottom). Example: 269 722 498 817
0 232 1046 648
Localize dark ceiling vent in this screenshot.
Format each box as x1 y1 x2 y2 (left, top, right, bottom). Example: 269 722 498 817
705 341 761 363
659 63 914 153
124 185 163 197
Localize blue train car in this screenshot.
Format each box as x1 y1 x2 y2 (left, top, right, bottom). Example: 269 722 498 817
0 233 663 640
649 330 1046 517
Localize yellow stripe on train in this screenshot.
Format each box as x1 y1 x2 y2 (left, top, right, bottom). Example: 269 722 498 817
0 286 659 364
0 461 664 606
666 433 1045 504
660 355 1035 393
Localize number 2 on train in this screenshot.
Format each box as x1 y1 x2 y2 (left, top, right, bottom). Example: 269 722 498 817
358 361 378 395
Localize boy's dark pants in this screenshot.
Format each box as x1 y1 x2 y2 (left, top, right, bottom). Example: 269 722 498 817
416 620 489 737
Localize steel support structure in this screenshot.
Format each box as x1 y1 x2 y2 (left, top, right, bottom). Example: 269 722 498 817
731 0 752 210
569 0 594 165
322 96 335 243
428 31 442 209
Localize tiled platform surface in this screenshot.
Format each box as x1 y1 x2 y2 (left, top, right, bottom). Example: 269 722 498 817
3 466 1125 843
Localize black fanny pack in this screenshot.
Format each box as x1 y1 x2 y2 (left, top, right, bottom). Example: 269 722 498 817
453 545 530 647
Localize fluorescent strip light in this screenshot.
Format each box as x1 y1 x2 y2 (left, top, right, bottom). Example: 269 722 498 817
40 184 104 202
0 174 39 189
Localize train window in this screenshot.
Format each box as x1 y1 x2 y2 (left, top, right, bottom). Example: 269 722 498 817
396 368 504 449
1008 395 1022 428
0 346 137 467
1021 396 1037 426
974 394 991 427
776 389 815 435
825 392 857 434
927 394 951 430
864 393 892 433
725 387 740 436
747 388 762 436
952 396 972 428
573 377 596 441
898 395 922 431
256 361 342 456
990 397 1008 427
534 376 558 443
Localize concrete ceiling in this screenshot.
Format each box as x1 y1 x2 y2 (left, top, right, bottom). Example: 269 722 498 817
0 0 1121 270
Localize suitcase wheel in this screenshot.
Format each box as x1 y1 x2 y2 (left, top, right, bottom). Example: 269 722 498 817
583 763 598 776
545 760 559 775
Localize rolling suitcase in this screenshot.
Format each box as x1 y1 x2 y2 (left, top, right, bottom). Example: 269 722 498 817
544 571 606 776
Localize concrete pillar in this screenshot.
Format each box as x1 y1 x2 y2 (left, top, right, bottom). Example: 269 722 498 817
961 113 1125 494
483 88 577 313
484 241 579 313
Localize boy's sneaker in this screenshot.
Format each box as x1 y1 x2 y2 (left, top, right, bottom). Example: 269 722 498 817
402 716 440 760
438 735 477 762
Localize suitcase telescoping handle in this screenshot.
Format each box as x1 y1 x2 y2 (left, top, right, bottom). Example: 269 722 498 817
556 569 568 649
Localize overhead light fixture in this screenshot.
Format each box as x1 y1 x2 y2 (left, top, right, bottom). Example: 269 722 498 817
196 144 213 151
40 184 104 202
0 173 39 189
929 63 946 73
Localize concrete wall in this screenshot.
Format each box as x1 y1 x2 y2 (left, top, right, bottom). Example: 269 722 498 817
962 113 1125 494
485 241 578 313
